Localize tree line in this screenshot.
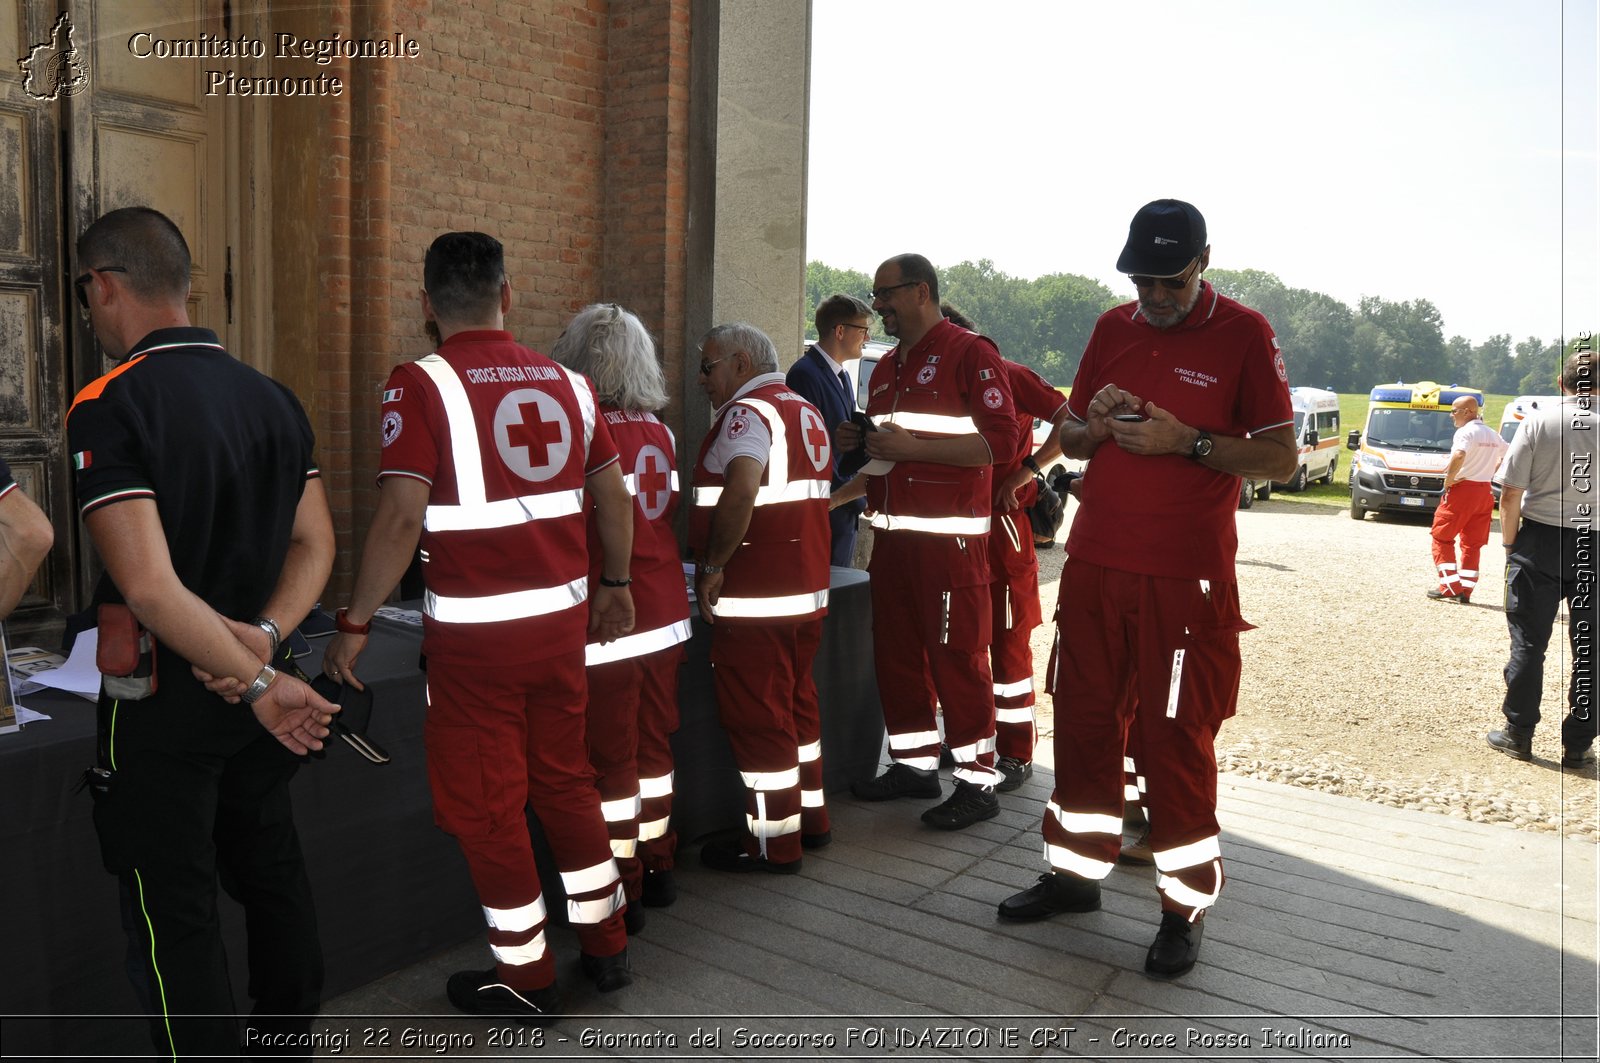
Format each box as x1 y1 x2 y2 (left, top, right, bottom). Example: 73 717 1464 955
805 260 1580 395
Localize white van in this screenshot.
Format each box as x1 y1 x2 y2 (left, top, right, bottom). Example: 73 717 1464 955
1499 395 1562 445
1276 386 1341 491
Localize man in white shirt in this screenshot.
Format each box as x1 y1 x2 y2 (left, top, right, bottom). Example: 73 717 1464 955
1426 395 1509 604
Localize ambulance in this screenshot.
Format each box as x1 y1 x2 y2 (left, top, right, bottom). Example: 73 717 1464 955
1499 395 1563 445
1276 387 1341 492
1346 381 1486 520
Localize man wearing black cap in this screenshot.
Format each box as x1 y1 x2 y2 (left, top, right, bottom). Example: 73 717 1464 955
997 200 1296 980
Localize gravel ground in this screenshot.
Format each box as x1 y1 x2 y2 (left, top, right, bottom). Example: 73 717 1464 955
1027 494 1598 842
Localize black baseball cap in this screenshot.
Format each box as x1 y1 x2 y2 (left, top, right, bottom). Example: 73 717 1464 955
1116 199 1208 276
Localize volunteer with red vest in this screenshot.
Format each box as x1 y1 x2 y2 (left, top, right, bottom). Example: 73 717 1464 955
835 254 1020 832
324 233 638 1021
691 322 834 873
989 356 1072 790
550 303 693 914
996 201 1296 981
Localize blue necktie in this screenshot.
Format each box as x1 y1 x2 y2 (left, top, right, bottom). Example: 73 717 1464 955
839 370 853 411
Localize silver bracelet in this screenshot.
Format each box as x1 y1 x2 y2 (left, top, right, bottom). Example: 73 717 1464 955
241 665 278 705
252 616 282 659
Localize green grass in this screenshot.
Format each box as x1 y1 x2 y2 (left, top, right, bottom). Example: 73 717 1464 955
1273 391 1517 508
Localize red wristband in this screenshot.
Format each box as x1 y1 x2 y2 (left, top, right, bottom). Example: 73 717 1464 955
335 608 371 635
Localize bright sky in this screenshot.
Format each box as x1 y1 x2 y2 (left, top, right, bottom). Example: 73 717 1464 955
806 0 1598 349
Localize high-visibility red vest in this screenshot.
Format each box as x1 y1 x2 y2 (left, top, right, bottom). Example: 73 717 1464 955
689 380 832 624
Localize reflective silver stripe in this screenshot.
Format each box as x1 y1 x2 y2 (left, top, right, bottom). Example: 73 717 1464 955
416 356 490 508
1047 800 1121 837
996 705 1034 724
797 740 821 763
694 477 830 509
747 811 802 839
891 754 940 771
952 764 1001 786
1159 863 1222 912
600 795 640 823
1045 842 1115 880
740 766 800 791
1152 835 1222 872
872 411 978 435
483 896 547 932
1124 784 1142 801
948 735 995 762
489 933 548 966
561 859 620 895
1122 755 1137 773
636 814 671 841
426 576 588 624
638 772 674 800
1166 648 1186 718
567 884 624 925
556 363 598 454
800 788 824 808
426 487 585 532
1001 513 1021 553
869 512 991 535
712 588 829 619
609 837 638 859
888 729 941 751
994 678 1033 698
585 618 693 665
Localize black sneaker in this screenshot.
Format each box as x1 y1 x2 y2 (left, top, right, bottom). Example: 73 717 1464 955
641 869 676 908
1425 588 1460 602
996 756 1033 792
699 837 801 874
446 967 560 1023
997 872 1102 921
1486 728 1533 761
623 902 645 935
1563 746 1595 769
920 779 999 830
1144 912 1204 979
939 743 955 768
579 949 632 993
801 830 833 850
851 763 941 801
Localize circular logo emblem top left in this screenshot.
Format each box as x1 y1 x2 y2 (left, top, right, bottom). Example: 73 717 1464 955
494 389 572 482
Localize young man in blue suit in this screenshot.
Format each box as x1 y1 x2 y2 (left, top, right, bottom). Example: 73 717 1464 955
787 294 873 566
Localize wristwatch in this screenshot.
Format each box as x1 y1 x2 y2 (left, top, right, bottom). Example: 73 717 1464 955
1022 455 1041 475
1188 430 1214 460
700 562 724 575
241 664 278 705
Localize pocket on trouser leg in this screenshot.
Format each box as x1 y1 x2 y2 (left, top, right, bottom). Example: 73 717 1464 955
426 723 497 838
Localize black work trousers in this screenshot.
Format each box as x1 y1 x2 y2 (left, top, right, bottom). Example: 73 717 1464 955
1501 519 1597 751
93 673 323 1059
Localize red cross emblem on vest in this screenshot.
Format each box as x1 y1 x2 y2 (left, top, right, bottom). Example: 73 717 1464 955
633 444 672 521
493 388 571 482
798 405 831 473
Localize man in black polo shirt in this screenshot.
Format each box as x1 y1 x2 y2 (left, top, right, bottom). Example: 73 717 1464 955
68 206 339 1058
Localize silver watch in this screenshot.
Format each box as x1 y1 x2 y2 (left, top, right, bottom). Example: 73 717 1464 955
252 615 282 659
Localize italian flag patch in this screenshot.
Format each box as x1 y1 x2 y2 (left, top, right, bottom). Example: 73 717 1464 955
72 450 92 470
382 388 403 403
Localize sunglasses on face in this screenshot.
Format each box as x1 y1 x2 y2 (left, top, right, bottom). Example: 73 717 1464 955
1129 258 1200 291
74 266 128 309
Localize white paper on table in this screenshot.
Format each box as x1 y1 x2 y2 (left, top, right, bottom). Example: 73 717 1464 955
28 630 104 699
14 705 51 725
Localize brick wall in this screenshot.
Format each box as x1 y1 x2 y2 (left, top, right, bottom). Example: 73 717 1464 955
305 0 692 596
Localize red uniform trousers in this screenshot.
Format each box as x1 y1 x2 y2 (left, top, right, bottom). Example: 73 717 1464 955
709 619 827 863
870 530 998 786
585 655 645 904
425 654 626 990
635 645 686 872
1430 480 1495 599
991 510 1044 761
1045 559 1246 919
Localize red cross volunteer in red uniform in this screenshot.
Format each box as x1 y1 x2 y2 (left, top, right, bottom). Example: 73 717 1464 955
691 322 834 873
1426 395 1507 603
996 202 1296 981
324 233 639 1021
989 358 1071 791
835 254 1020 832
550 303 693 915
